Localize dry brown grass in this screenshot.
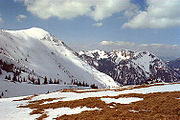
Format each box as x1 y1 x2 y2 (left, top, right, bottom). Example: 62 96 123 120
56 91 180 120
18 91 180 120
29 98 59 105
36 114 49 120
15 83 180 120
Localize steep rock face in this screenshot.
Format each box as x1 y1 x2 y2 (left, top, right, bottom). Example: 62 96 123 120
0 28 118 89
168 57 180 76
78 50 179 85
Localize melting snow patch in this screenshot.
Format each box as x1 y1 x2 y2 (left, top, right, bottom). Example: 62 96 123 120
129 110 139 113
109 106 114 108
101 97 143 104
44 107 99 120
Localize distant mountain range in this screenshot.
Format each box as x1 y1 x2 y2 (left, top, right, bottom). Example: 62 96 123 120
78 50 180 85
167 57 180 75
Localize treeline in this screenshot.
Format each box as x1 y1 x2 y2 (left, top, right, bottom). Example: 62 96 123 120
5 74 27 83
43 76 60 85
4 73 98 88
71 80 98 89
4 74 62 85
1 59 98 88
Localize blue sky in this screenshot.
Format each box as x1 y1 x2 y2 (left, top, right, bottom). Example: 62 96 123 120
0 0 180 58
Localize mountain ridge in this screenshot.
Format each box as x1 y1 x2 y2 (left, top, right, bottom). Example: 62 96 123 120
78 49 180 85
0 27 118 97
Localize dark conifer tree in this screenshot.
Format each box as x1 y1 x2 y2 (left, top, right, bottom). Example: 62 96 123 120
82 82 85 87
12 75 17 82
49 78 53 84
71 80 73 84
0 59 2 64
31 77 35 84
5 75 8 79
56 80 59 84
90 84 98 89
28 74 31 80
85 83 89 87
23 77 26 82
54 79 57 84
37 78 40 85
17 76 20 82
8 75 11 80
44 76 48 84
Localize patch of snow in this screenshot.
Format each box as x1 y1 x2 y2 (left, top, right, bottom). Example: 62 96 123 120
101 97 143 104
44 107 99 120
109 106 114 108
6 27 49 40
0 80 77 98
0 99 41 120
129 110 139 113
80 50 108 60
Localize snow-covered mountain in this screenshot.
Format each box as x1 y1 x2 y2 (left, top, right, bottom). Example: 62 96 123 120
0 27 118 97
167 57 180 75
78 49 180 85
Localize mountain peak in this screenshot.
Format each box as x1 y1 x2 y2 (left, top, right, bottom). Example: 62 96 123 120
5 27 49 40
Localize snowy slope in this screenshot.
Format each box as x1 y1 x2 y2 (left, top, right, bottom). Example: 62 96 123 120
0 84 179 120
79 50 180 85
168 57 180 76
0 27 118 97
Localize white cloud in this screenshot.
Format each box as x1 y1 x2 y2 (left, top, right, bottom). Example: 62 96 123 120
74 41 180 58
99 41 136 47
14 0 180 29
21 0 136 21
93 22 103 27
13 0 24 2
100 41 113 45
122 0 180 29
16 14 27 22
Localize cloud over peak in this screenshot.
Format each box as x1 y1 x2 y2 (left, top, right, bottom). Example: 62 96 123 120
83 41 180 58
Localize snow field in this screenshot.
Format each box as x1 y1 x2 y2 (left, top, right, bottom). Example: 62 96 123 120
0 84 179 120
